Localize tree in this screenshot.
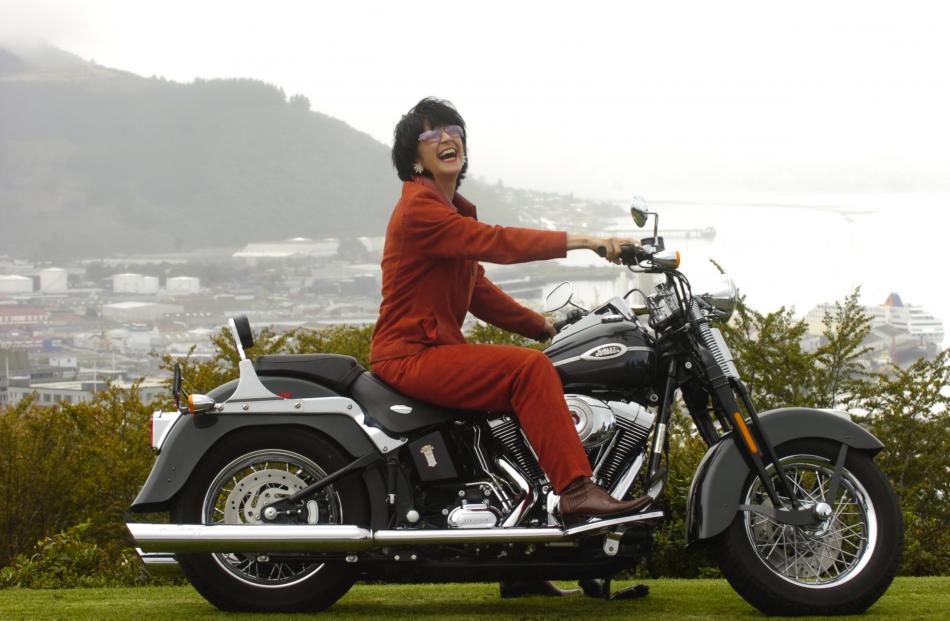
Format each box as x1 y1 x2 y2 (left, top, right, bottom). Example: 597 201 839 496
812 288 873 409
853 350 950 574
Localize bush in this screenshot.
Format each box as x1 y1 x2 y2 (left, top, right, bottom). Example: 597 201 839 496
2 303 948 587
0 522 148 589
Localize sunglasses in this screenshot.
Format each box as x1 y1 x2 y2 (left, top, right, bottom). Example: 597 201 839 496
418 125 464 143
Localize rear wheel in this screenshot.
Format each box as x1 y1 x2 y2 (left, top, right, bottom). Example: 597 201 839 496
712 438 903 616
172 429 369 612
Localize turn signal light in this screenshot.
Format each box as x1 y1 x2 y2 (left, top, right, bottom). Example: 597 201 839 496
187 393 216 414
653 249 681 270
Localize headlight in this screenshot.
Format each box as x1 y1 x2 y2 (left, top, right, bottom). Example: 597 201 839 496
700 275 738 321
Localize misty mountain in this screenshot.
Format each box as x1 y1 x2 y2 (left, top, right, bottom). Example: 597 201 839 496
0 44 531 260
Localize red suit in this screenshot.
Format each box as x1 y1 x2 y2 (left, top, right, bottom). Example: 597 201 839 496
371 176 592 492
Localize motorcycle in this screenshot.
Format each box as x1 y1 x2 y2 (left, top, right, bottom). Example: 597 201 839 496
127 201 903 614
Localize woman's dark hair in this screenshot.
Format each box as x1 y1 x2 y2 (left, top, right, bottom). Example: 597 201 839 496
392 97 468 188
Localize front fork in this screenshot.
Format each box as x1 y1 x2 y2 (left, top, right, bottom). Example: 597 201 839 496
661 350 826 526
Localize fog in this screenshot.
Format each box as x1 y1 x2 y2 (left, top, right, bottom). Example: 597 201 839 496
3 0 948 199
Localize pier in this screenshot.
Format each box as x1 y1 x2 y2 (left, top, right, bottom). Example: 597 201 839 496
583 226 716 240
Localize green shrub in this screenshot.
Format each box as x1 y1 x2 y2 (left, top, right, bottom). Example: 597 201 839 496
0 523 148 589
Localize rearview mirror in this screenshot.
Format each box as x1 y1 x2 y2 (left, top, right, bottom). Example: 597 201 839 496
172 363 183 411
630 196 649 228
545 282 574 312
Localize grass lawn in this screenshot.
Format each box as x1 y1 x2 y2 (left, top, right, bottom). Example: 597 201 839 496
0 577 947 620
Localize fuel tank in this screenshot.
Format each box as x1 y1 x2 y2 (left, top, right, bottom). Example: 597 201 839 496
544 314 656 389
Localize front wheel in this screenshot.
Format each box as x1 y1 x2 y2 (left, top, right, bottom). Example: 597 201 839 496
171 428 370 612
712 438 903 616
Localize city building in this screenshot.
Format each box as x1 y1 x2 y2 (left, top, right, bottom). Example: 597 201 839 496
5 378 167 407
0 305 49 326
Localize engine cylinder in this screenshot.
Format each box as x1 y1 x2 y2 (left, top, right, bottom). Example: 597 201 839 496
565 394 616 448
592 401 655 488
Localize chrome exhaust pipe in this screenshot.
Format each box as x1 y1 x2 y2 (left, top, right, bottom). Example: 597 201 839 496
128 511 663 554
135 548 183 578
129 523 374 553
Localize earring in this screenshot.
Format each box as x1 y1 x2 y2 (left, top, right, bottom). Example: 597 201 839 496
413 162 424 174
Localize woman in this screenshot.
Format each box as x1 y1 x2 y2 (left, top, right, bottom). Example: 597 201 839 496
371 97 650 522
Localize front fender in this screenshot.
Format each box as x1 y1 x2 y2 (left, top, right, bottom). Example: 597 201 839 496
685 407 883 545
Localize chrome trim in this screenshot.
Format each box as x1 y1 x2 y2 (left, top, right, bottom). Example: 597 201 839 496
128 510 665 553
226 359 283 403
565 395 616 448
652 422 667 458
373 528 564 546
472 425 513 510
390 405 412 415
545 490 560 526
135 548 183 578
447 503 501 529
608 452 645 500
696 323 740 380
561 511 664 537
216 394 405 454
227 317 247 361
188 393 216 413
130 523 374 553
553 345 654 367
497 458 536 527
603 532 622 556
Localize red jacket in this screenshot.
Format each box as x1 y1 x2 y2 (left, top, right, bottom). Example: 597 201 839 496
370 177 567 363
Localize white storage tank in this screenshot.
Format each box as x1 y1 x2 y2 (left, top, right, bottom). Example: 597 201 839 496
0 275 33 294
113 273 143 293
166 276 200 294
39 268 68 292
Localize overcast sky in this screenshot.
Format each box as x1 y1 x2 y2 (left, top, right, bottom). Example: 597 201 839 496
2 0 949 200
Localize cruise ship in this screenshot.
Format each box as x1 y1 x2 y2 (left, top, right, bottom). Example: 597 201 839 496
868 293 945 347
804 293 945 355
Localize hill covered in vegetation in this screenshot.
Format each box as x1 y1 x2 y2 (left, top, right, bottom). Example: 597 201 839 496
1 43 569 260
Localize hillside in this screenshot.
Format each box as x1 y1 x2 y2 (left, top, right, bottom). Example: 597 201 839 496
3 43 602 260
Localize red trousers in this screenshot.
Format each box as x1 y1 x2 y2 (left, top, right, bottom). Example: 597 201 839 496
373 344 592 492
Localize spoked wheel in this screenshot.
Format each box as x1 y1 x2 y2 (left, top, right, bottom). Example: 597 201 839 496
172 429 369 612
713 438 903 616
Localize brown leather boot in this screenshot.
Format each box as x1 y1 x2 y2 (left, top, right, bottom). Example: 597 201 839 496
559 478 651 523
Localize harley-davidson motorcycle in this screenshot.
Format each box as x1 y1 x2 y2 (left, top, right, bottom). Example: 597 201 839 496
127 202 902 615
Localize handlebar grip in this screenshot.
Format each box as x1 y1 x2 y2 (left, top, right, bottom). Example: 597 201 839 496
596 244 649 265
620 244 648 265
554 308 585 332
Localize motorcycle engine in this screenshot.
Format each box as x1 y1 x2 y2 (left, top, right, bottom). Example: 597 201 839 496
443 483 504 529
565 394 616 448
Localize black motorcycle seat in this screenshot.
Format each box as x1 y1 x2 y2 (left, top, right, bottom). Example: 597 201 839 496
255 354 366 395
349 372 479 434
254 354 482 434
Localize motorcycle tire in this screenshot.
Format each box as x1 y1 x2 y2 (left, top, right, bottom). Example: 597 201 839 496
712 438 903 616
170 428 370 612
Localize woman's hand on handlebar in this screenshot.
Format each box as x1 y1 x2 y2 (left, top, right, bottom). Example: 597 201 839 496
566 234 640 263
537 317 558 342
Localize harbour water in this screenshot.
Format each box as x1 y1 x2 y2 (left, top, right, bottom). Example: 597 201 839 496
550 191 949 347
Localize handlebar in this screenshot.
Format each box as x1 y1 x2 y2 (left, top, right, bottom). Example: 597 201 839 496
553 308 585 332
595 243 652 266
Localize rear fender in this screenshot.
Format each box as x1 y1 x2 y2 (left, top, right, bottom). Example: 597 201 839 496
131 376 390 529
685 407 883 545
